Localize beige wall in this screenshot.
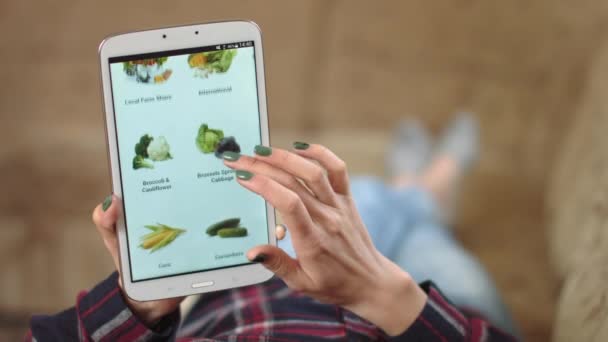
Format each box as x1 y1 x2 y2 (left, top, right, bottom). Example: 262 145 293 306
2 1 607 340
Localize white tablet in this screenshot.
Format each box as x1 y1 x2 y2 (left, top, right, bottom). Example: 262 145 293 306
98 21 275 301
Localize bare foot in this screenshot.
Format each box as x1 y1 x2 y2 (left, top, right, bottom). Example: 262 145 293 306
419 155 461 205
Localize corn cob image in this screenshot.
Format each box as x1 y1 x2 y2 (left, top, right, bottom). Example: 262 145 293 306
140 223 186 252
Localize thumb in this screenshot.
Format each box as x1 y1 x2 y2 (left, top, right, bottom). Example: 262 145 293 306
92 195 121 270
247 245 305 284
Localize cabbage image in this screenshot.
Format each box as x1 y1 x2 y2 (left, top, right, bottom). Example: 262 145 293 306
196 124 224 153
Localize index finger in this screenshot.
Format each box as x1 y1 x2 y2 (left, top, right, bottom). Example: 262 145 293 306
252 146 338 207
292 143 350 195
235 170 317 246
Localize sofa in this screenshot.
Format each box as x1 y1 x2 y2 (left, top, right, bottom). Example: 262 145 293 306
548 41 608 341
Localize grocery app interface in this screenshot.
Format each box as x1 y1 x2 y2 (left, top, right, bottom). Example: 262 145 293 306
109 41 268 281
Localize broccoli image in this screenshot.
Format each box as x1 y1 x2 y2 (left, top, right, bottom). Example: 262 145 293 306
133 155 154 170
135 134 153 158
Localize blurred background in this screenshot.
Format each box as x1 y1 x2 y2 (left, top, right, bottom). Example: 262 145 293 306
3 1 608 341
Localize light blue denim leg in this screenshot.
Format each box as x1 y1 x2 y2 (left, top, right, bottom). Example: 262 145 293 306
392 222 519 336
350 176 518 336
349 176 439 258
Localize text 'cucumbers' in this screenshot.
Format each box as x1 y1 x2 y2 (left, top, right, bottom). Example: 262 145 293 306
217 227 248 238
206 218 241 236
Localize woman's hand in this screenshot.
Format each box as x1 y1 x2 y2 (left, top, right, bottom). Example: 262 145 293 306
92 197 183 326
223 143 428 336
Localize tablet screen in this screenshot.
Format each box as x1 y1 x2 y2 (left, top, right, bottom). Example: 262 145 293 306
108 41 269 282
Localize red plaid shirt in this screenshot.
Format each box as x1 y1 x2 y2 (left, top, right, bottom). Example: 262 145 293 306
26 272 516 341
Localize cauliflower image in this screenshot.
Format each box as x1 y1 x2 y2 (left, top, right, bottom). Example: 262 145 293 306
147 136 172 161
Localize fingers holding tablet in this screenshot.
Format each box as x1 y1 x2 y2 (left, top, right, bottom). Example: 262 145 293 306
226 145 355 239
234 170 317 245
251 145 339 207
245 243 310 290
291 143 351 195
223 153 326 217
92 194 121 271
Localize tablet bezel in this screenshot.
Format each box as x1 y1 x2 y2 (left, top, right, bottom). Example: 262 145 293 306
98 20 275 301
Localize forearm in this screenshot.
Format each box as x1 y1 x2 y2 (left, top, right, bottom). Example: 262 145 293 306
345 257 517 341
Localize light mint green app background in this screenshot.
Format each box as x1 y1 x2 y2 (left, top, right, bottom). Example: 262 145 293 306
109 47 269 281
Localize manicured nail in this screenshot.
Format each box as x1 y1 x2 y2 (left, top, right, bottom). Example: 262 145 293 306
236 170 254 180
293 141 310 150
102 195 113 212
222 151 241 161
254 145 272 156
252 253 267 262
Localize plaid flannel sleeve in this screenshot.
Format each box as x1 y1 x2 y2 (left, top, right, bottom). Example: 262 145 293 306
387 281 517 342
26 272 181 342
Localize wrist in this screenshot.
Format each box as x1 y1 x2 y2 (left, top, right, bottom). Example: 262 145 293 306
116 277 173 327
122 293 165 327
346 258 427 336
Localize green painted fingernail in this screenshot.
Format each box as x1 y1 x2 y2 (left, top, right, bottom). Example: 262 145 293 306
293 141 309 150
236 170 254 180
102 195 112 211
254 145 272 156
222 151 241 161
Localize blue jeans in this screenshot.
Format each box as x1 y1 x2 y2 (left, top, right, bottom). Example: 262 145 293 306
278 176 518 336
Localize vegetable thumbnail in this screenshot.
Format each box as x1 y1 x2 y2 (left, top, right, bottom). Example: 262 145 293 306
123 57 172 84
133 155 153 170
188 49 237 78
140 223 186 252
218 227 248 238
215 136 241 158
206 217 240 236
195 124 241 158
196 124 224 154
133 134 172 170
148 136 172 161
206 217 248 238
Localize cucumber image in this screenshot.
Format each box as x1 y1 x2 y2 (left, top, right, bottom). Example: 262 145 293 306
217 227 248 238
206 218 241 236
